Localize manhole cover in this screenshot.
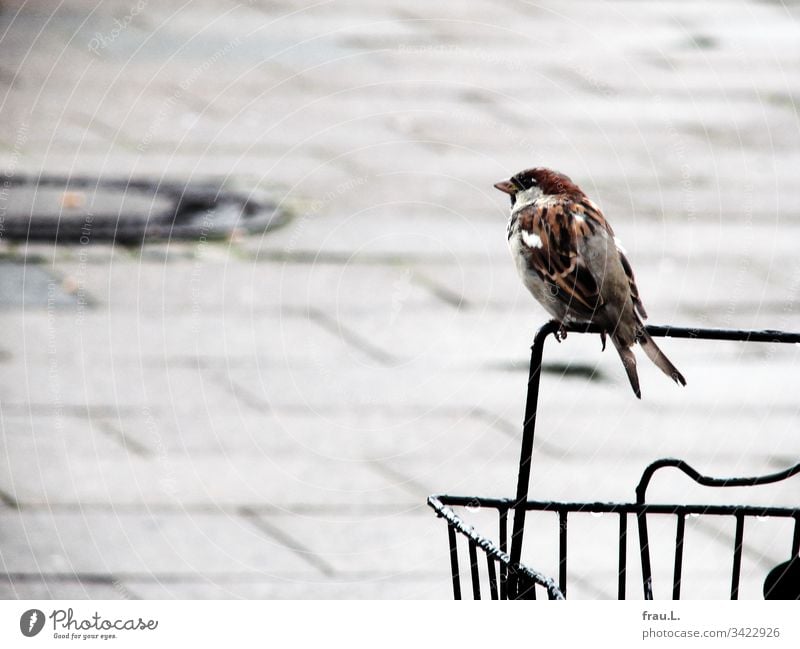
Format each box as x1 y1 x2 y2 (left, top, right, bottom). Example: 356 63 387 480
0 175 288 244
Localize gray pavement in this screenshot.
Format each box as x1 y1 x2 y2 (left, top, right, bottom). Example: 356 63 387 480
1 0 800 599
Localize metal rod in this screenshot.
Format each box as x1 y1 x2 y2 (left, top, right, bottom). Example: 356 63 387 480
559 511 568 597
427 496 564 600
509 321 559 581
487 556 499 600
558 321 800 345
673 513 686 600
429 319 800 603
468 539 481 599
499 509 508 600
435 494 800 519
514 568 537 600
638 511 654 600
637 458 800 504
646 325 800 344
731 514 745 600
447 523 461 600
618 512 627 600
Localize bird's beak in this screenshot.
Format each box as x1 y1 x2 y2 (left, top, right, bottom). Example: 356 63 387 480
493 179 516 195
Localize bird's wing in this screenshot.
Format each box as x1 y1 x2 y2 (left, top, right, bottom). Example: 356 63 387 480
515 198 604 320
586 196 648 320
618 249 648 319
518 197 648 322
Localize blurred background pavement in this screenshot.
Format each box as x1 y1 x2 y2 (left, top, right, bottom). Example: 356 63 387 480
1 0 800 599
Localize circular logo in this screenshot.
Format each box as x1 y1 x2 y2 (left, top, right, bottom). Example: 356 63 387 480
20 609 45 637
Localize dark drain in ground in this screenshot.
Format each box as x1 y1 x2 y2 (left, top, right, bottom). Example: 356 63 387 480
1 175 289 244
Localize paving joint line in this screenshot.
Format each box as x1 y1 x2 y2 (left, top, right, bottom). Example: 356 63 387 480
238 506 337 577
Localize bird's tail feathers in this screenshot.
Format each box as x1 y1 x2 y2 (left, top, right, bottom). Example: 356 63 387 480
636 320 687 387
611 336 641 399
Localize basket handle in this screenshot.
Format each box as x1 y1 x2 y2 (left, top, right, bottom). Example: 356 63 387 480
635 458 800 505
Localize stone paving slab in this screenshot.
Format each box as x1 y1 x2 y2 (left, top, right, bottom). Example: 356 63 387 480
0 414 141 506
252 510 449 575
0 578 128 600
0 310 369 369
0 358 238 413
51 258 442 315
122 573 452 600
2 0 800 600
1 446 418 509
0 509 314 576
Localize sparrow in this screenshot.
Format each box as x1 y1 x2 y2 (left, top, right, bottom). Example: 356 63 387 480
495 167 686 398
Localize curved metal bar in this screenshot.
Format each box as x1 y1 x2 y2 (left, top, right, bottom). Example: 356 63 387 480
433 320 800 601
636 458 800 504
635 458 800 600
427 496 564 600
433 493 800 518
645 326 800 344
561 321 800 344
509 320 561 574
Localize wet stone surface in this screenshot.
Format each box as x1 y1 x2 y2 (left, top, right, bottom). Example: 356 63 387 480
0 0 799 599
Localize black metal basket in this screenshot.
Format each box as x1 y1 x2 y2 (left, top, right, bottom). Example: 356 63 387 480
428 321 800 600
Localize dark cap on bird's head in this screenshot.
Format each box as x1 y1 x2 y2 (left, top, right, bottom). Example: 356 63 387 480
494 167 581 198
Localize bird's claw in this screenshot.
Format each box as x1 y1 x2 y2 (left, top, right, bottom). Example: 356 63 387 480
600 331 607 351
555 323 568 343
